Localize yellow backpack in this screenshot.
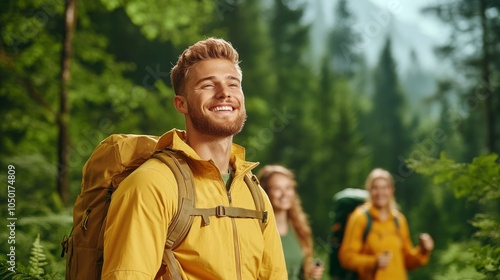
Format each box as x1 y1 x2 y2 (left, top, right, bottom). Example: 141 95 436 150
61 133 268 279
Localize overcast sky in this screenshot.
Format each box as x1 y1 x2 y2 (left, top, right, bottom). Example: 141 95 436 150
369 0 449 41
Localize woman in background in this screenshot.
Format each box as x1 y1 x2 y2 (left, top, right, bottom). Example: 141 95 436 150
339 168 434 280
258 165 324 280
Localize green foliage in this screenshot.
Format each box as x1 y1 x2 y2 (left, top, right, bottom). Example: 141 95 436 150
29 234 48 277
408 153 499 202
0 0 61 159
0 211 71 279
0 233 62 280
0 260 33 280
103 0 214 45
430 242 485 280
408 153 500 278
471 242 500 279
8 155 60 202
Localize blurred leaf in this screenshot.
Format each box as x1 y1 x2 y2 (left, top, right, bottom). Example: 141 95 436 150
118 0 214 45
408 153 500 278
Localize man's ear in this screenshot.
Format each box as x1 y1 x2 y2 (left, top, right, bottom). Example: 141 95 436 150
174 95 188 114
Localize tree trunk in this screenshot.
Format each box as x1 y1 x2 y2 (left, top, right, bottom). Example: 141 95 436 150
58 0 77 204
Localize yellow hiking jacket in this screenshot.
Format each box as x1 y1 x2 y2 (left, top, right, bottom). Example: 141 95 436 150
102 129 287 280
339 202 430 280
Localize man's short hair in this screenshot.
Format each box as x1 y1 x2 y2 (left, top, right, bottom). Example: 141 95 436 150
170 37 241 96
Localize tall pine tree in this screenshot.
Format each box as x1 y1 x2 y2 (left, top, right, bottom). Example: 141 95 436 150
328 0 360 76
267 0 315 165
367 37 422 211
369 37 410 172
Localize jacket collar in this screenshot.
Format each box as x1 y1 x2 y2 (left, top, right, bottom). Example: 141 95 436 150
155 129 259 175
365 202 399 221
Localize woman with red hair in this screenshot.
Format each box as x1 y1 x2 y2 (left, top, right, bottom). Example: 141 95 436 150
258 165 324 280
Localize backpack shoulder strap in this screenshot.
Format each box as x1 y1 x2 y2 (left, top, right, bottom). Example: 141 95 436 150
244 172 268 230
362 209 401 243
362 208 372 243
393 213 401 241
153 149 196 249
152 149 195 280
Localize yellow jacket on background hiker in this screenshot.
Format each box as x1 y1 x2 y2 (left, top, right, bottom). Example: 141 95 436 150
339 203 430 280
101 129 287 280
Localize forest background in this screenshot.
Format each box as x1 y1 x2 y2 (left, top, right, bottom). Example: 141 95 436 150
0 0 499 279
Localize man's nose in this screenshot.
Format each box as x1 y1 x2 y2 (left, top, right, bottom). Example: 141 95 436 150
215 84 231 98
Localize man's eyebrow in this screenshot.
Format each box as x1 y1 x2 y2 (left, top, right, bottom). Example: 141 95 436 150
227 75 241 83
194 75 241 86
194 76 214 86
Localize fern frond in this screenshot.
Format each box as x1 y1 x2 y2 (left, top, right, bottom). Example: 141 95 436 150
28 234 48 278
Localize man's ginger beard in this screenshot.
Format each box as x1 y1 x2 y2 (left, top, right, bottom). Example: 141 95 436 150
187 100 247 137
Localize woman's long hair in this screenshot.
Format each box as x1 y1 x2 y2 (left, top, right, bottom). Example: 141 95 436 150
257 165 313 278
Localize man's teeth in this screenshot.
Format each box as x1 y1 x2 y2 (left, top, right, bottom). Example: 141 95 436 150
213 106 233 112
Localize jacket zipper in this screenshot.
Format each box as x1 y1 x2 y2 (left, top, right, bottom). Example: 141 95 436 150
224 171 242 280
227 187 242 280
231 217 242 280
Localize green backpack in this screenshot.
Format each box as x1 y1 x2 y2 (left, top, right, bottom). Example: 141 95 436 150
328 188 368 280
61 134 268 280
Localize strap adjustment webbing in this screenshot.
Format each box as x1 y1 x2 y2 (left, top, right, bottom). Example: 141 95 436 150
190 205 268 226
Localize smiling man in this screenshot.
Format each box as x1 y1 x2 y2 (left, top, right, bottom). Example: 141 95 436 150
102 38 287 280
